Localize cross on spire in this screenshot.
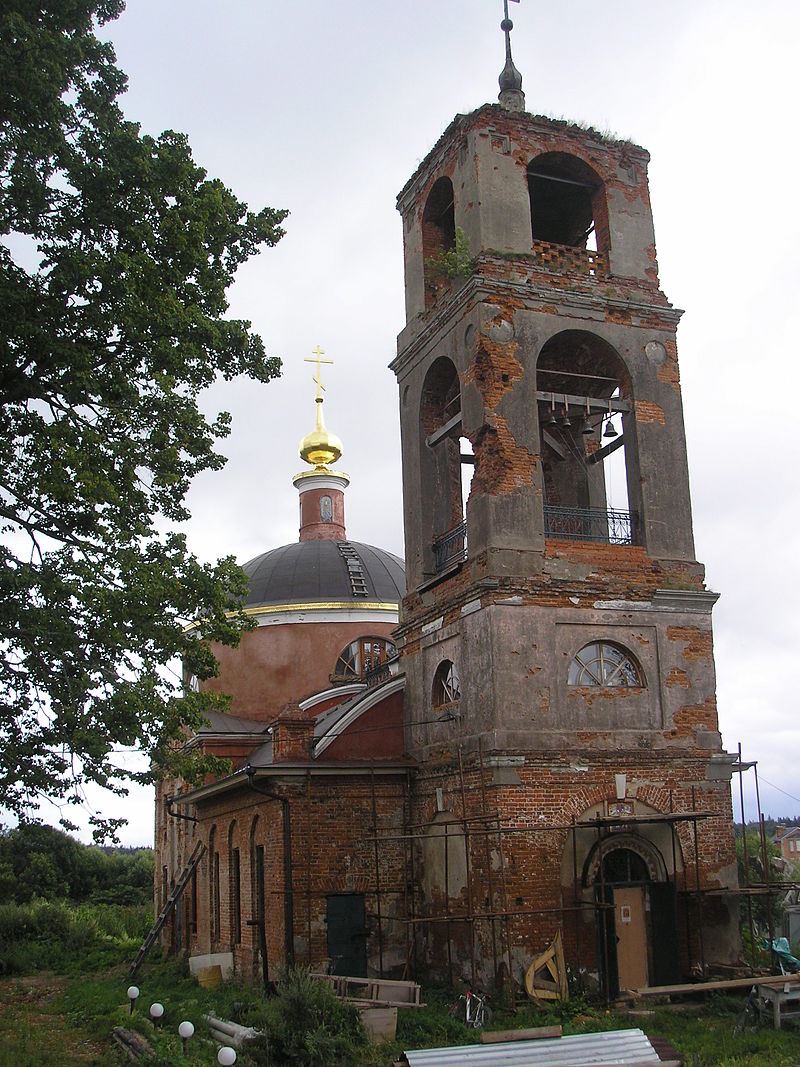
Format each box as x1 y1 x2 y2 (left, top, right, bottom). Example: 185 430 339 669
305 344 334 402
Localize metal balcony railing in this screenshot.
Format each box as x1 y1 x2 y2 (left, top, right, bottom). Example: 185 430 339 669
544 505 637 546
364 661 392 688
433 520 467 572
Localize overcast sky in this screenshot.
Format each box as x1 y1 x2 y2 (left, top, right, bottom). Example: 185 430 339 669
36 0 799 844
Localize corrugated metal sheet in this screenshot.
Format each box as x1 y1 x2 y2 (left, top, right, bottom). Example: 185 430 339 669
403 1027 662 1066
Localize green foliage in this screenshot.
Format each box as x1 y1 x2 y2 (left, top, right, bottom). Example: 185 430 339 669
0 1 287 835
424 227 475 280
242 968 368 1067
0 822 153 904
0 898 151 974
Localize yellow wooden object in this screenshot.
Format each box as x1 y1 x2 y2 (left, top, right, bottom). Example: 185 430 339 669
524 928 568 1002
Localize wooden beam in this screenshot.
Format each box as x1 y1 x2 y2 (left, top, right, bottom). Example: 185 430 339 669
426 410 462 447
537 390 631 414
588 432 625 464
480 1025 562 1044
634 973 800 997
542 428 566 459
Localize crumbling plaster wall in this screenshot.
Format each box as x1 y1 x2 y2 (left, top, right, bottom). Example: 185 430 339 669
404 600 720 759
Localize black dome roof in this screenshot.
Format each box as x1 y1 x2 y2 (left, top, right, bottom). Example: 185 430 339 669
242 540 405 608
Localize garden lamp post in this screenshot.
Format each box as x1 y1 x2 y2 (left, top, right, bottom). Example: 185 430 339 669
126 986 139 1016
178 1020 194 1053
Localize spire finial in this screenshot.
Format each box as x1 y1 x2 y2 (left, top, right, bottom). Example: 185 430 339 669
498 0 525 112
299 345 343 469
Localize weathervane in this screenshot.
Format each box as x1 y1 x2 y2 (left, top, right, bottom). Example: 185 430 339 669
497 0 525 111
305 344 334 402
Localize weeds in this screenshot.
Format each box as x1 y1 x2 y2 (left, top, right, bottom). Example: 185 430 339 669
0 900 151 976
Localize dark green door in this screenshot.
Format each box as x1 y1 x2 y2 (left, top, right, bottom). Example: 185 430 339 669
326 894 367 977
648 881 681 986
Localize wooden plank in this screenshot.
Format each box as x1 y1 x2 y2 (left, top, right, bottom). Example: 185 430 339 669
426 410 462 447
634 973 800 996
480 1025 562 1044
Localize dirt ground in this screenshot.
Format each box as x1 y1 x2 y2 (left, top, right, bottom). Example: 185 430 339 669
0 974 108 1067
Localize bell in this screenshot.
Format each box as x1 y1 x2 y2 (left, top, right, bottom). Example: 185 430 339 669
603 419 618 439
581 417 593 435
546 409 558 427
560 412 572 429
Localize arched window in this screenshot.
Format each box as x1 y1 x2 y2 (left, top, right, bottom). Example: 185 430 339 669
568 643 644 687
208 825 220 946
421 357 469 572
598 847 650 884
433 659 461 707
228 821 241 947
422 176 455 308
332 636 397 683
527 152 608 254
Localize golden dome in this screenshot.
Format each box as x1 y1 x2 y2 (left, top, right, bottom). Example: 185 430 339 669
299 397 343 469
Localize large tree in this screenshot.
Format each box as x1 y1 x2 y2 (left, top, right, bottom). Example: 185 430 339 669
0 0 286 836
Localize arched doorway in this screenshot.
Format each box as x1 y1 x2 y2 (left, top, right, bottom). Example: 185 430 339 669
585 835 680 996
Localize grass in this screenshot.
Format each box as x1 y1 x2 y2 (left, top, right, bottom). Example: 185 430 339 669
3 931 800 1065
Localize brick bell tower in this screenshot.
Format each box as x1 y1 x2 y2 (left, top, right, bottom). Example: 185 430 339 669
390 8 738 993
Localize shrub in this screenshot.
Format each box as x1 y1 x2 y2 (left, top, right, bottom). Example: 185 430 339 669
242 968 367 1067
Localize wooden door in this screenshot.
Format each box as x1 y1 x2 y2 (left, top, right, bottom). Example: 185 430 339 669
615 886 648 990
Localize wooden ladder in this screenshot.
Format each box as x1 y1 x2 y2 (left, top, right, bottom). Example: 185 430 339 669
129 839 206 977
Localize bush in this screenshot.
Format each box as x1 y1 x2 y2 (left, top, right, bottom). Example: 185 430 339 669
0 899 152 975
242 968 367 1067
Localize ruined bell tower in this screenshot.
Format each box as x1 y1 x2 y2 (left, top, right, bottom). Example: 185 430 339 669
390 10 738 992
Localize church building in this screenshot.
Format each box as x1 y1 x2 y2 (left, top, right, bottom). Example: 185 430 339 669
152 11 740 998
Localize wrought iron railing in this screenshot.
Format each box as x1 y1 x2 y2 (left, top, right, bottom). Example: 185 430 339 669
364 661 392 688
544 505 637 545
433 520 467 572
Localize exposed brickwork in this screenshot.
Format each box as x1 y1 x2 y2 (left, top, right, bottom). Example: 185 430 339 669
667 626 713 661
272 710 315 762
635 399 666 425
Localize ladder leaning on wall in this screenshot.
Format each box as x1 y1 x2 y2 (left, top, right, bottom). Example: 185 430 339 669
129 839 207 977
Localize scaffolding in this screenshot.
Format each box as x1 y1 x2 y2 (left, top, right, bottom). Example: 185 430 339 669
356 739 798 1002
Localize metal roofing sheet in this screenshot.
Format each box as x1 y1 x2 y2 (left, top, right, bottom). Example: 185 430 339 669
403 1027 662 1066
242 540 405 607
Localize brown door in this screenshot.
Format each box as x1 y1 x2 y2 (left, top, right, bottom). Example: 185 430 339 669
615 886 648 990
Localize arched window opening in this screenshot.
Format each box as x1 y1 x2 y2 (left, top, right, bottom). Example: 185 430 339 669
209 826 220 946
332 636 397 685
568 642 644 688
421 358 468 573
422 176 456 308
433 659 461 708
527 153 609 272
537 331 637 545
599 848 650 884
228 822 241 947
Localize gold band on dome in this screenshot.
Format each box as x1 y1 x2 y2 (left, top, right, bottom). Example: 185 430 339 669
184 600 399 632
243 601 398 617
292 468 349 484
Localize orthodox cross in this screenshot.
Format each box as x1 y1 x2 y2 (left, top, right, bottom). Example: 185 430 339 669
305 345 333 401
501 0 520 52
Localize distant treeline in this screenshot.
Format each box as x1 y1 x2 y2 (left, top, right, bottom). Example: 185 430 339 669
0 823 153 906
734 818 800 838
